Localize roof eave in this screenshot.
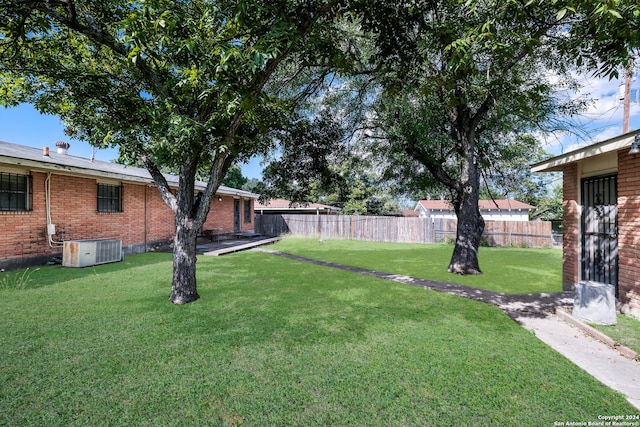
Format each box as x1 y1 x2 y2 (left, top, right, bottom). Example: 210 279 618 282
1 154 258 198
1 155 156 185
204 184 258 199
256 207 339 212
532 131 638 173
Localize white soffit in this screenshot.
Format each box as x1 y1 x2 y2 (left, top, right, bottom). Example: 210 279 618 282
531 132 638 173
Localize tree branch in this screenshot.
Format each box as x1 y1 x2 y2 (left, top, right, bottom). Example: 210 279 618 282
31 1 173 102
404 137 459 191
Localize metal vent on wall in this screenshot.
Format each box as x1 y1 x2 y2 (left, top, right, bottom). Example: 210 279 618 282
63 239 123 268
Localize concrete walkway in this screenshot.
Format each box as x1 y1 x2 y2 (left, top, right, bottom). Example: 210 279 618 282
257 248 640 411
516 313 640 411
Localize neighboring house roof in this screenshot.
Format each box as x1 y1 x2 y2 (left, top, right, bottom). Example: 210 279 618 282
401 209 419 217
532 131 639 173
415 199 535 211
255 198 340 213
0 140 257 198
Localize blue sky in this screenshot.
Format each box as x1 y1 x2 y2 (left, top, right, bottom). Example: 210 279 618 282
1 71 639 179
0 104 265 179
540 71 640 153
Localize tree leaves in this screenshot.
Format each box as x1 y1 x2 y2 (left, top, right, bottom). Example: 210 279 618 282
261 111 348 204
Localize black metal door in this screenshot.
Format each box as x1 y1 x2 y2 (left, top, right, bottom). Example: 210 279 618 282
581 174 618 295
233 199 241 232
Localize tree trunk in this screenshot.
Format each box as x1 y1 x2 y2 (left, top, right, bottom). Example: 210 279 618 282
168 213 200 304
447 133 484 275
142 150 230 305
448 192 484 274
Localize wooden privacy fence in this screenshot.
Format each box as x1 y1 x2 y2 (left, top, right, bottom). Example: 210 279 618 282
254 214 554 248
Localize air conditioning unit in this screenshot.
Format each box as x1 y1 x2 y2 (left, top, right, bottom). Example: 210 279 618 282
63 239 123 268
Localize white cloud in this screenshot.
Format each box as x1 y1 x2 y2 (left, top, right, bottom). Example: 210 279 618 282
542 68 640 156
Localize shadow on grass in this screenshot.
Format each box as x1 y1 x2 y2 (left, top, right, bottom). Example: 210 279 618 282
130 253 513 349
270 239 563 295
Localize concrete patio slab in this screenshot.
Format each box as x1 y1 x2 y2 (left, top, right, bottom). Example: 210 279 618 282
199 236 280 256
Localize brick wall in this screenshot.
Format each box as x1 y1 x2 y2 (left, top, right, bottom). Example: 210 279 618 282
1 170 253 269
0 172 49 264
144 184 175 243
560 151 640 316
562 163 580 291
617 150 640 315
203 196 254 234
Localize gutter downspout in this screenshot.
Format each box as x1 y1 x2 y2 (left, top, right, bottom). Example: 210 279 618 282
45 172 64 247
144 185 149 252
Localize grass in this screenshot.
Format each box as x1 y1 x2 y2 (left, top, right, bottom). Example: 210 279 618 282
270 237 563 294
591 314 640 355
0 267 40 290
0 246 635 426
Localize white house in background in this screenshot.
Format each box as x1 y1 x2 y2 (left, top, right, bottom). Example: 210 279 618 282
415 199 535 222
255 198 340 215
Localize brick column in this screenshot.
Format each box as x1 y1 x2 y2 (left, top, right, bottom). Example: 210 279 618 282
617 149 640 315
562 164 580 291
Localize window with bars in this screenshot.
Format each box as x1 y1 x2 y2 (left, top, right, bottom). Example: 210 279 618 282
97 183 123 212
244 199 252 223
0 172 31 211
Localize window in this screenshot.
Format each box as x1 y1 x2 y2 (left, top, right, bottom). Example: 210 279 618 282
0 172 31 211
244 199 252 223
97 183 123 212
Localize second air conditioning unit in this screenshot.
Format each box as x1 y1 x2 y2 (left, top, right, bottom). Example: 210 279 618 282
63 238 123 268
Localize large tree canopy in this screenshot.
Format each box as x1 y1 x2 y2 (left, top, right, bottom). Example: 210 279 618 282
257 1 638 271
1 0 638 295
354 0 639 274
0 0 348 303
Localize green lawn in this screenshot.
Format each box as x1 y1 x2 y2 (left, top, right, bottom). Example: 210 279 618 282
591 314 640 355
0 247 634 426
270 237 563 294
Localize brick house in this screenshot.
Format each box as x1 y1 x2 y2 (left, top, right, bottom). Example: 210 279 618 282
532 131 640 318
0 140 257 270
